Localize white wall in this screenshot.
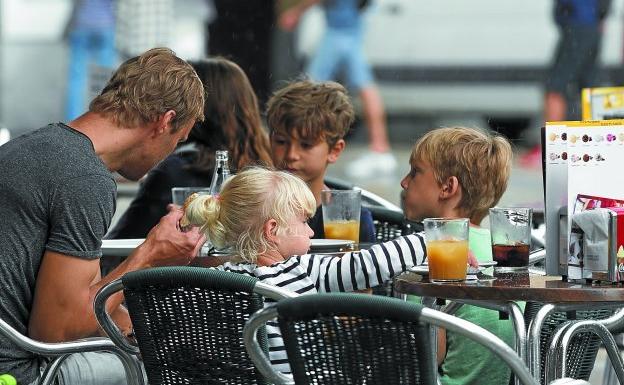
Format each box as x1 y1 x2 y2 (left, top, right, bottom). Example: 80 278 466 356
1 0 71 41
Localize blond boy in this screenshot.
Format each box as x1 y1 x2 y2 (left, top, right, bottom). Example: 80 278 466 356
402 127 514 385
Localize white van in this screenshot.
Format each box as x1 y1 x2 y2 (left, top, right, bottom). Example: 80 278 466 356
296 0 624 137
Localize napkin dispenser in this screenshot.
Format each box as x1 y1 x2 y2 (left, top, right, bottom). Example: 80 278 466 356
569 207 624 283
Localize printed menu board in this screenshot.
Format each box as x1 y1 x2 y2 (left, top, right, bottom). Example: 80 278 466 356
543 123 569 275
544 120 624 276
566 121 624 214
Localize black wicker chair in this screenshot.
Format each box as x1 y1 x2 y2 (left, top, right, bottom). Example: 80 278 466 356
366 205 422 242
324 176 403 211
244 293 540 385
94 267 297 385
364 206 421 296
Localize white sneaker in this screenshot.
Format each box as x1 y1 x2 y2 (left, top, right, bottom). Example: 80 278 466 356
0 128 10 146
345 151 398 179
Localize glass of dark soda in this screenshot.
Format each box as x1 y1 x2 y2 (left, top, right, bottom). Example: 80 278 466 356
489 207 532 271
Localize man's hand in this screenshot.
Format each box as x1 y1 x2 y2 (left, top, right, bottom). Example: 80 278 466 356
138 208 206 267
28 209 205 343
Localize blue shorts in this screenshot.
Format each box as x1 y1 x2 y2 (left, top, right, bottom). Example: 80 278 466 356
307 26 374 91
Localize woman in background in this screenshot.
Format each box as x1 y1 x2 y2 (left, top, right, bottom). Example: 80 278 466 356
107 57 273 240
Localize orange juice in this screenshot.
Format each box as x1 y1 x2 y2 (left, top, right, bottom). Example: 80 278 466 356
427 239 469 281
324 220 360 243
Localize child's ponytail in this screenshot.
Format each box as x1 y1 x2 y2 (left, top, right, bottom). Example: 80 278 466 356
183 194 227 248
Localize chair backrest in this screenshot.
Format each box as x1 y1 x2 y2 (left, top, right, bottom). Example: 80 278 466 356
245 293 540 385
523 302 613 383
96 267 293 385
0 316 142 385
324 176 403 211
367 205 423 242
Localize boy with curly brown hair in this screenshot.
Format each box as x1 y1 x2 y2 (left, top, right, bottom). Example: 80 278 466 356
266 80 376 243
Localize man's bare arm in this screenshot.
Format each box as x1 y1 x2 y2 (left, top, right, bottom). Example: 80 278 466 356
28 209 205 342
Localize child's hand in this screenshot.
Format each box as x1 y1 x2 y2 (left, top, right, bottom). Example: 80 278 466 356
467 251 479 268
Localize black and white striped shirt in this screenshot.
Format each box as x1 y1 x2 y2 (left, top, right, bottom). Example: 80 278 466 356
217 232 426 373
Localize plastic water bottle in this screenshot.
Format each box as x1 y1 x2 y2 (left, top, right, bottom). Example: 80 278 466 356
209 150 231 195
0 374 17 385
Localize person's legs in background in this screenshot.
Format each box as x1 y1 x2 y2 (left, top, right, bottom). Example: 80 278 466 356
521 24 601 168
65 30 89 121
307 26 396 179
545 25 600 121
341 26 396 178
65 29 116 121
359 85 390 153
89 29 117 104
306 30 342 84
95 29 117 71
544 91 567 122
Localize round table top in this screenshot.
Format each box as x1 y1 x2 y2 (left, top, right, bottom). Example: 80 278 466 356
394 271 624 303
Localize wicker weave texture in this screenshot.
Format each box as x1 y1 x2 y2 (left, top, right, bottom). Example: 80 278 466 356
524 302 613 384
373 220 406 243
125 283 267 385
279 314 434 385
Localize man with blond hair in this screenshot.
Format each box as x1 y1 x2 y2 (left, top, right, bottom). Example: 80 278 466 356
0 48 206 385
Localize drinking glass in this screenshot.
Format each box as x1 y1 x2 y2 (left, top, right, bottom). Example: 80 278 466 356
320 190 361 243
423 218 470 283
489 207 532 271
171 187 211 206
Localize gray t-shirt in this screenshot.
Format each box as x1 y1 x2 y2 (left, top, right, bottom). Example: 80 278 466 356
0 123 116 384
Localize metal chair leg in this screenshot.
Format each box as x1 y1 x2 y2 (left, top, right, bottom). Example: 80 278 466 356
39 355 70 385
527 303 556 381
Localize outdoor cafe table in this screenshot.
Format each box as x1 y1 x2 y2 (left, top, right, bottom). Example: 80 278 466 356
393 271 624 382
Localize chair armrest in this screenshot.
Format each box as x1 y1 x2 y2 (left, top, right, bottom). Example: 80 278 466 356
94 279 140 356
0 315 144 385
0 317 115 356
420 307 539 385
358 187 403 212
243 306 295 385
324 176 355 190
323 176 402 212
601 307 624 333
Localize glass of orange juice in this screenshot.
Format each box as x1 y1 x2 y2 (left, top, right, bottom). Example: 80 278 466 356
321 190 361 243
423 218 469 283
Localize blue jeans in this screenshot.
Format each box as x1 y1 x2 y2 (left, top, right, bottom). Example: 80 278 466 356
66 28 116 121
